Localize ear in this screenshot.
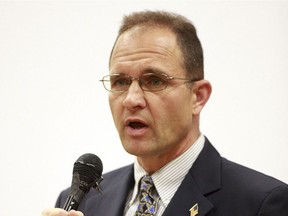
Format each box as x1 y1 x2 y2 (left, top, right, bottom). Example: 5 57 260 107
192 80 212 115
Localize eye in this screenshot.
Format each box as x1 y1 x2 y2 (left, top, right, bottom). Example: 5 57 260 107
110 75 130 89
146 75 165 86
115 78 128 86
140 73 167 91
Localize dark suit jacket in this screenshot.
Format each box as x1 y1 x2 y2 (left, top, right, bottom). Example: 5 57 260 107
55 138 288 215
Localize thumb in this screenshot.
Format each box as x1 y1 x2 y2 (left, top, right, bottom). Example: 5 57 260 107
41 208 67 216
68 210 84 216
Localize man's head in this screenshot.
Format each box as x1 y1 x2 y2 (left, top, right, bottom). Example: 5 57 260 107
110 10 204 81
106 11 211 173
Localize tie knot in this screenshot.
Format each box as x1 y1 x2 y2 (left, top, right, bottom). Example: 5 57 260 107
139 176 155 193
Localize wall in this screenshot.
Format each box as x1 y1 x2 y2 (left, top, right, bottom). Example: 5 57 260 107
0 1 287 216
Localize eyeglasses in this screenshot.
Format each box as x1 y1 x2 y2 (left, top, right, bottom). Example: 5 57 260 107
99 72 200 92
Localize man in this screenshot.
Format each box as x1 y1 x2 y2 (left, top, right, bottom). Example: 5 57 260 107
42 11 288 216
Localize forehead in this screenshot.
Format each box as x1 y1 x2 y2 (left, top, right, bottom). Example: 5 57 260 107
109 26 185 76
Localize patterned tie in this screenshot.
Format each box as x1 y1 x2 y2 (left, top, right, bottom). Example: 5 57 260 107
135 175 157 216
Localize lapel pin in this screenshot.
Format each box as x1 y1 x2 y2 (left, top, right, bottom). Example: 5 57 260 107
190 203 199 216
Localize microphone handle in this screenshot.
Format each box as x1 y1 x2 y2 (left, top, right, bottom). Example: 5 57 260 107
63 195 80 211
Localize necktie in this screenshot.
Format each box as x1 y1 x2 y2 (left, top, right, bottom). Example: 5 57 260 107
135 175 157 216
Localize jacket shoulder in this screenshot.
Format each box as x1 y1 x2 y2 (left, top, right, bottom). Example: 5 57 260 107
221 158 287 191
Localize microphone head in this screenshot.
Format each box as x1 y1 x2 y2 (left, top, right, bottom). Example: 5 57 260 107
72 153 103 193
64 153 103 211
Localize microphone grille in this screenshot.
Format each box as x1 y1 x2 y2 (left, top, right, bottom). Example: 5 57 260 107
73 153 103 191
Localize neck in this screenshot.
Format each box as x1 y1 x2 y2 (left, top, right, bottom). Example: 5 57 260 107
137 130 201 175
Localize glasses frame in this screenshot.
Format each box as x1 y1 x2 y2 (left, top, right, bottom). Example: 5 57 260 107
99 72 200 92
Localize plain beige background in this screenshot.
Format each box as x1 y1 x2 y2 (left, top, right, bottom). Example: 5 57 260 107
0 1 287 216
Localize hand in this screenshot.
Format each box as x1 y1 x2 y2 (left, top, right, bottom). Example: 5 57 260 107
41 208 84 216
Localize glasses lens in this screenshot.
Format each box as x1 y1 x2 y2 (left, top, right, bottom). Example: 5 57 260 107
141 73 167 91
101 73 169 92
104 74 130 92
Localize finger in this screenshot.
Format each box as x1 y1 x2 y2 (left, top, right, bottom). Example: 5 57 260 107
68 210 84 216
41 208 67 216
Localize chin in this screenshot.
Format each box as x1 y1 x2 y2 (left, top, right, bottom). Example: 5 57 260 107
123 143 147 157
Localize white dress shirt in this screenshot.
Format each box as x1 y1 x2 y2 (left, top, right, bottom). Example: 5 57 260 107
124 134 205 216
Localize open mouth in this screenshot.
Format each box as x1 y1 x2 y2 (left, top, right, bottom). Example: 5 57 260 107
128 121 147 129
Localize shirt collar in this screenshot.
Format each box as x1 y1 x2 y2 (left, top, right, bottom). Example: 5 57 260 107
129 134 205 207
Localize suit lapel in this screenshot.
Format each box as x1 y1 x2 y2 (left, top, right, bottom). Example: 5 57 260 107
163 138 221 216
162 173 214 216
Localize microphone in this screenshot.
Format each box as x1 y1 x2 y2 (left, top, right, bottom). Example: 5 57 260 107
63 153 103 211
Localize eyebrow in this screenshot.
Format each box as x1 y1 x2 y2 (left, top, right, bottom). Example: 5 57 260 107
110 67 167 76
142 67 166 75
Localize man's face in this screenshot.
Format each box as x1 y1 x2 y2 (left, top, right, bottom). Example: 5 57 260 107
109 27 199 162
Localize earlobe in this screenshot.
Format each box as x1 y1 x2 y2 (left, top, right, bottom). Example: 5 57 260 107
192 80 212 115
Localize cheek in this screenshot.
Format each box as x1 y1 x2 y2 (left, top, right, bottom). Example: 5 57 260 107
109 96 122 124
151 97 183 126
159 95 193 127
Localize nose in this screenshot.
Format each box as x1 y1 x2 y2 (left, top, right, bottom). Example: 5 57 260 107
122 80 146 110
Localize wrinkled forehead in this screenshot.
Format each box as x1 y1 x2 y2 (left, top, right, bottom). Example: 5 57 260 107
109 27 185 76
110 26 181 59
